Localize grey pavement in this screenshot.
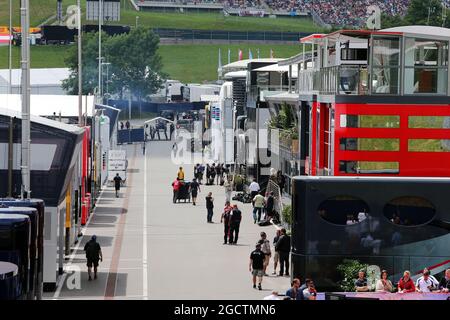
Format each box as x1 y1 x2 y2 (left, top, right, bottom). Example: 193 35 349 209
45 140 291 300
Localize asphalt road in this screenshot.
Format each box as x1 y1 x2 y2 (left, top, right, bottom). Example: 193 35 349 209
46 140 291 300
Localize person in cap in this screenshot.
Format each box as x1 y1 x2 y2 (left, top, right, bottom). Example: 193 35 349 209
84 235 103 281
249 242 265 290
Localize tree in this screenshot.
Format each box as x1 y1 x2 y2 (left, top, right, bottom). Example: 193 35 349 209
62 31 109 95
63 27 166 103
106 26 167 108
404 0 445 26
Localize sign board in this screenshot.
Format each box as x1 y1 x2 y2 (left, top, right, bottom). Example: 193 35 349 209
86 0 121 22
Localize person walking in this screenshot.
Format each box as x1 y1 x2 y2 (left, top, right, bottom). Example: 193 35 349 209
84 235 103 281
177 167 185 181
224 178 233 203
206 192 214 223
265 191 275 220
170 123 175 140
120 121 124 130
206 164 211 185
249 242 265 290
125 120 130 130
198 164 205 184
249 178 260 200
215 163 222 185
210 163 216 185
220 201 233 244
190 178 200 206
172 178 181 203
113 173 122 198
252 192 265 224
260 232 271 276
272 229 281 275
277 170 285 196
228 204 242 244
275 228 291 276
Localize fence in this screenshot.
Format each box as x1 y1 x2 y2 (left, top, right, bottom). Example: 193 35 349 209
153 27 311 42
117 128 145 144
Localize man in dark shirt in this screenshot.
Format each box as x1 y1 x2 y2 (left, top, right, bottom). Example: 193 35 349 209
249 242 265 290
220 201 233 244
113 173 122 198
354 270 369 292
265 192 275 219
229 204 242 244
84 235 102 281
190 178 200 206
439 268 450 293
275 228 291 276
206 192 214 223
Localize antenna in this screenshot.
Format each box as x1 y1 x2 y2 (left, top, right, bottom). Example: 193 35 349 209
443 1 448 27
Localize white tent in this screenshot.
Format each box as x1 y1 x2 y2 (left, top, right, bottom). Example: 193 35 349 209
0 94 95 117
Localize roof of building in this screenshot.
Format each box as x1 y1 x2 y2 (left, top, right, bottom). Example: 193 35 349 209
0 94 95 117
0 106 84 134
381 26 450 39
0 68 70 86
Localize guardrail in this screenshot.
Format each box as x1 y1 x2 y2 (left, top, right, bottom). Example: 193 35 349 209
299 65 369 95
153 27 311 42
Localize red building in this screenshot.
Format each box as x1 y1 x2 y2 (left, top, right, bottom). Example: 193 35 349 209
266 26 450 182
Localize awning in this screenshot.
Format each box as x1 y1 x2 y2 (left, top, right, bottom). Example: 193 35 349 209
253 65 298 78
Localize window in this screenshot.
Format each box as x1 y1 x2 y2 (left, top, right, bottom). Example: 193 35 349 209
341 115 400 128
340 138 399 151
317 196 370 226
371 37 401 94
384 196 436 226
404 38 448 94
408 139 450 152
339 161 399 174
341 48 368 61
408 116 450 129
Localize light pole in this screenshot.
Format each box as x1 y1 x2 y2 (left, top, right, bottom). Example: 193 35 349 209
102 61 111 104
20 0 31 199
78 0 83 126
98 0 103 104
8 0 12 94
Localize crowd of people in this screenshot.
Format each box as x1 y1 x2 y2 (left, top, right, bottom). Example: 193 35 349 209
148 0 415 27
354 268 450 294
171 165 294 294
300 0 411 27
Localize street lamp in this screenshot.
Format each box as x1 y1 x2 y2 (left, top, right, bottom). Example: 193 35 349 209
101 61 111 104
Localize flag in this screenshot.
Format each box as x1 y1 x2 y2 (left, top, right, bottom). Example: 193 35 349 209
238 49 243 61
217 48 222 79
249 49 253 60
228 48 231 64
270 49 274 58
257 48 260 59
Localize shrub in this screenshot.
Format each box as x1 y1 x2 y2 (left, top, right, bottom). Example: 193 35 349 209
336 259 369 292
282 204 292 226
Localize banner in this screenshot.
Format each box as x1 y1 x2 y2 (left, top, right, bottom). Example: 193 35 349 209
238 9 265 17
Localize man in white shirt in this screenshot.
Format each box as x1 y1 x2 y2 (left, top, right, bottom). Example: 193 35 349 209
415 268 439 293
249 179 260 200
263 291 281 300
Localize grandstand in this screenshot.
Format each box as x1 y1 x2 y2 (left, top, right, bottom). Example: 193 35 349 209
137 0 449 27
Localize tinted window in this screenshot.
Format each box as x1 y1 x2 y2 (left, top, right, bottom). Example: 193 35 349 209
384 197 436 226
318 196 370 226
